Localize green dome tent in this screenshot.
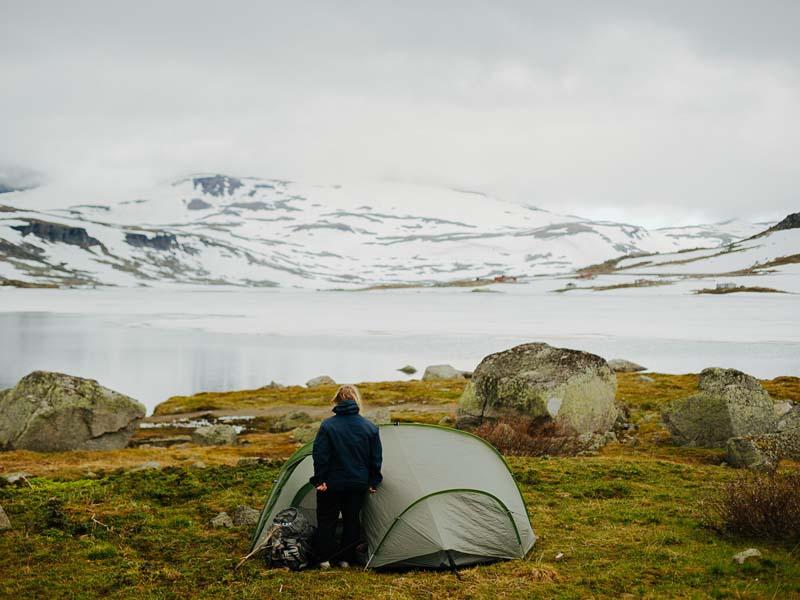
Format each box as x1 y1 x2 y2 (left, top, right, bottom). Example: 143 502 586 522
248 423 536 569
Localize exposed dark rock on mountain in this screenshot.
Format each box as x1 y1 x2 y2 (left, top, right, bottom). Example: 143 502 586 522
765 212 800 234
12 219 101 248
187 198 212 210
193 175 242 197
124 232 178 251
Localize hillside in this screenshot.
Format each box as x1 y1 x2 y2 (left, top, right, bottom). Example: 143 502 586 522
1 373 799 599
0 174 769 288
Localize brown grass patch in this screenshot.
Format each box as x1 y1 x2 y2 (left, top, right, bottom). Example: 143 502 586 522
473 419 586 457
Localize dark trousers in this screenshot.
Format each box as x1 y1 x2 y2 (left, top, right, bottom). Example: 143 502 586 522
315 489 366 563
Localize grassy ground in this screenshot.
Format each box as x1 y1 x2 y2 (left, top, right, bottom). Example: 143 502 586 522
694 286 787 295
153 380 466 416
2 374 799 599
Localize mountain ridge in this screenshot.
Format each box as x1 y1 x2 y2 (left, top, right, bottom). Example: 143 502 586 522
0 174 777 288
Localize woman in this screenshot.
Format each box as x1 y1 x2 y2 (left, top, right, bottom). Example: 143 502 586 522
310 384 383 569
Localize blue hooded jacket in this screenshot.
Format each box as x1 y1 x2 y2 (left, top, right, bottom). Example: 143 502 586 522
309 399 383 491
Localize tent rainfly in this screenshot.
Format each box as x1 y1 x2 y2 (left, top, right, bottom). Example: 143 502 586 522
248 423 536 569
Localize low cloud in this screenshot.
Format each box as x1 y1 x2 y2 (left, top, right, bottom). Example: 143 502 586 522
1 1 798 226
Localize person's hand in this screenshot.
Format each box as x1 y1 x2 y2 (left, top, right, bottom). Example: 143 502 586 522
316 482 328 492
368 487 377 494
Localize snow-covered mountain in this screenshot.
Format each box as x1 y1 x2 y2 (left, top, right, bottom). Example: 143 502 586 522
0 174 774 288
610 214 800 277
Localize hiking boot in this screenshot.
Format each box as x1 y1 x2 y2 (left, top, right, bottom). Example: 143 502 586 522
319 561 331 570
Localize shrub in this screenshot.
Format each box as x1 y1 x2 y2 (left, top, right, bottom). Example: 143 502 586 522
705 471 800 542
473 418 585 457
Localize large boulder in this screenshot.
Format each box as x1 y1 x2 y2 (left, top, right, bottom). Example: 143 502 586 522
422 365 465 381
662 368 777 447
607 359 647 373
456 343 618 435
0 371 145 452
191 424 238 446
306 376 336 388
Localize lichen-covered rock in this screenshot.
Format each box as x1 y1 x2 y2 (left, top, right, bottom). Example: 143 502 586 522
726 429 800 471
0 371 145 452
607 359 647 373
2 472 32 486
269 411 313 433
306 375 336 388
191 424 238 446
777 405 800 432
232 505 260 527
662 368 777 447
422 365 465 381
456 343 618 435
210 512 233 528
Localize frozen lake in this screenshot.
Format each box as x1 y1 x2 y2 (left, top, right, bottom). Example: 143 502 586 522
0 285 798 413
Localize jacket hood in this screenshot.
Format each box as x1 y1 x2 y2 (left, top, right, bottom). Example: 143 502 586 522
332 399 360 415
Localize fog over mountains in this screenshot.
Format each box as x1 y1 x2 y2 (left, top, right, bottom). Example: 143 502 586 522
0 174 782 288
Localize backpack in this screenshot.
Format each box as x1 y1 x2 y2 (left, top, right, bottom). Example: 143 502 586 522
265 508 316 571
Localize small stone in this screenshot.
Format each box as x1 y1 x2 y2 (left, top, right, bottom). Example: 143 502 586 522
129 461 162 472
232 505 260 527
438 415 455 426
422 365 465 381
638 375 655 383
237 457 263 467
732 548 761 564
211 512 233 528
554 552 565 561
261 381 285 390
398 365 417 375
306 375 336 387
84 471 100 480
190 461 207 470
3 472 32 486
0 505 11 531
608 359 647 373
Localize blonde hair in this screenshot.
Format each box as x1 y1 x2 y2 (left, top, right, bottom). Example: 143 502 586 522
332 384 362 408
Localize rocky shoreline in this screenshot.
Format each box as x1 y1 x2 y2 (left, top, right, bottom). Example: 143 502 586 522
2 344 797 475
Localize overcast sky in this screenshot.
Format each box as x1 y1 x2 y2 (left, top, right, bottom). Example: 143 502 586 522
1 1 798 226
